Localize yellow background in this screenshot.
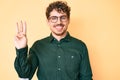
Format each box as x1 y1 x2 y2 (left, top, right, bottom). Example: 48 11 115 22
0 0 120 80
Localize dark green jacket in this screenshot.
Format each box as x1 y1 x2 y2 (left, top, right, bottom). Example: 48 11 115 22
14 33 93 80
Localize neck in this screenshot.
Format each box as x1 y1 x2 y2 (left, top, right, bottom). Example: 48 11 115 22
52 32 67 41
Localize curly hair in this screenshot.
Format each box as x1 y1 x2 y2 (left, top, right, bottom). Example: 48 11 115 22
46 1 71 19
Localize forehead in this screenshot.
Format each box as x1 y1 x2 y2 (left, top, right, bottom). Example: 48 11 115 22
50 9 67 17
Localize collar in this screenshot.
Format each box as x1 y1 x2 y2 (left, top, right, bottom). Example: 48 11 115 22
49 32 71 43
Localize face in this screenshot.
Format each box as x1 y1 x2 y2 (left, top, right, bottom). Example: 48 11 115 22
47 9 70 37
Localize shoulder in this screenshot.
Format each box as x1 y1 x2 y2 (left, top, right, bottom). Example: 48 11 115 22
31 36 50 48
70 36 87 47
69 36 89 52
70 36 89 56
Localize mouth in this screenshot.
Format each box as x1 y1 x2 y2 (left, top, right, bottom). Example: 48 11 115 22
56 25 63 29
54 24 64 31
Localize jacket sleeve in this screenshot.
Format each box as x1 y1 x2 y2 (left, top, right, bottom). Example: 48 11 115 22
14 46 38 80
79 43 93 80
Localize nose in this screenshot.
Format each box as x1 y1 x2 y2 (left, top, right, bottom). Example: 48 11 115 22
56 18 62 24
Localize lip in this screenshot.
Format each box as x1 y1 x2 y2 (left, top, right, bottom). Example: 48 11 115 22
55 26 64 30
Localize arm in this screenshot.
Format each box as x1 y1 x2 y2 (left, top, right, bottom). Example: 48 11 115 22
79 43 93 80
14 21 38 79
14 46 38 79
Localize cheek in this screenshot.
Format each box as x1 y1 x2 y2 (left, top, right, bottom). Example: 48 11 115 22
47 21 54 27
64 22 69 27
49 23 55 28
64 20 70 24
48 23 55 30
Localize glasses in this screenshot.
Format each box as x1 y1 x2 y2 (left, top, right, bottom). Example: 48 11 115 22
48 15 68 23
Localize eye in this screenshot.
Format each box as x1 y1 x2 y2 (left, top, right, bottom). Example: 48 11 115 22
61 16 67 21
50 16 57 20
61 16 67 19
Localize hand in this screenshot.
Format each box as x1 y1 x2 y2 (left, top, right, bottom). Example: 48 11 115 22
14 21 28 49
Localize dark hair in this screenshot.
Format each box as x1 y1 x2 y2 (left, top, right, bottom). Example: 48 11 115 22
46 1 71 19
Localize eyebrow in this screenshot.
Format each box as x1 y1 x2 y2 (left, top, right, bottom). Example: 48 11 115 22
50 15 67 17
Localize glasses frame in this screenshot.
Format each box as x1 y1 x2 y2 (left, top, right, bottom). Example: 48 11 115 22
48 15 68 23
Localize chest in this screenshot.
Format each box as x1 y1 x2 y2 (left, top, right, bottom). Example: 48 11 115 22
36 43 82 71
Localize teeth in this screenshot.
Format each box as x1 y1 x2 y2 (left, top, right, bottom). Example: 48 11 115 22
56 26 62 28
56 26 63 30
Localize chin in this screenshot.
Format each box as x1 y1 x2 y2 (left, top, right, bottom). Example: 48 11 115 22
55 32 66 36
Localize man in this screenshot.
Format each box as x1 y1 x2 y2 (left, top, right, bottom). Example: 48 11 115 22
14 1 93 80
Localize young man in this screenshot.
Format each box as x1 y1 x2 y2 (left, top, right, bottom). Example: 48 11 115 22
14 1 93 80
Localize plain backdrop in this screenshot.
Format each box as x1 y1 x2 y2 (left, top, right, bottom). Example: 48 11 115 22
0 0 120 80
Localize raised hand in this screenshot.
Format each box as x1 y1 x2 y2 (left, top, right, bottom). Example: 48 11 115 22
14 21 28 49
